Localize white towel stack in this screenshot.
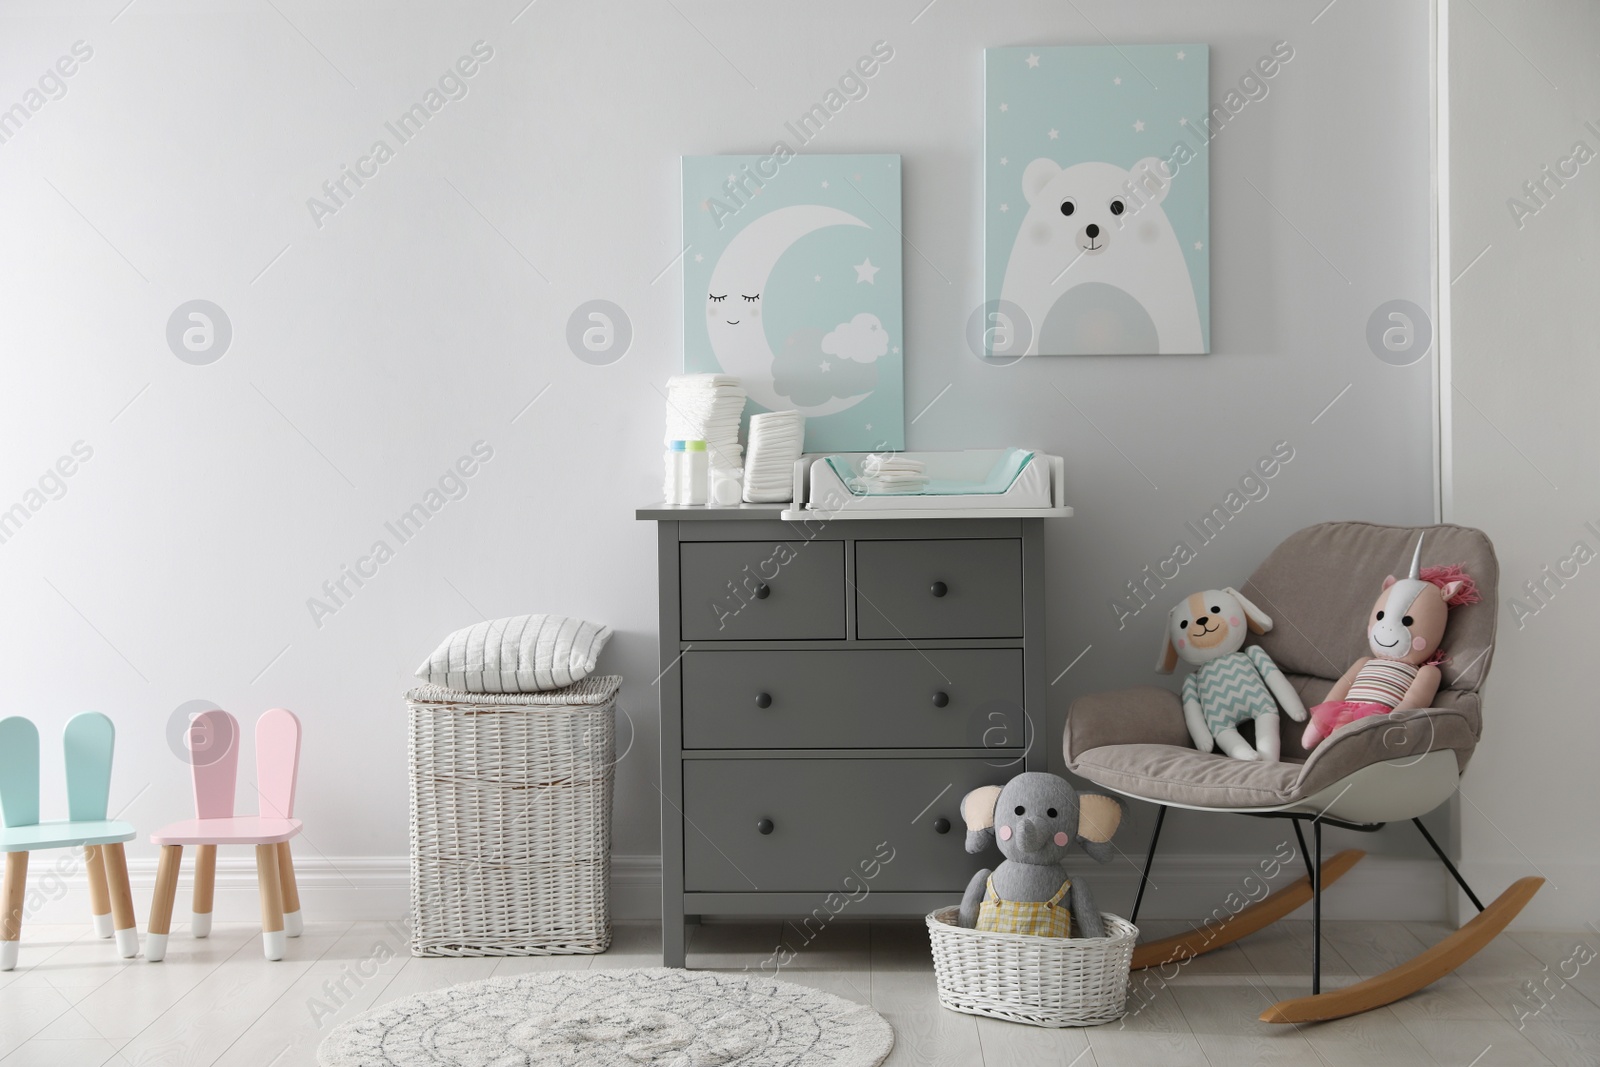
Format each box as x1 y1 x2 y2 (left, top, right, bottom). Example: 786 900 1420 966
743 411 804 503
854 454 928 493
664 374 746 470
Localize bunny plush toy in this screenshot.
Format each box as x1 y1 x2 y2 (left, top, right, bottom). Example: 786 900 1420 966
1157 587 1307 762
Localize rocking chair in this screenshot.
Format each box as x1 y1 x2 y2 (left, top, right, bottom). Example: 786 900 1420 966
1065 520 1543 1023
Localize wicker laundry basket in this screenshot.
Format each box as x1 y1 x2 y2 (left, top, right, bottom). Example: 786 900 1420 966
926 906 1137 1027
407 676 621 956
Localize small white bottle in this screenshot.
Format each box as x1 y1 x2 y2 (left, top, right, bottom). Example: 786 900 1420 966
665 440 686 504
684 440 709 505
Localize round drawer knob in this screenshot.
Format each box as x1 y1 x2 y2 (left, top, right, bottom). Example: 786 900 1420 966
931 691 950 708
755 692 773 709
754 583 771 600
930 581 948 598
757 818 775 835
933 817 951 835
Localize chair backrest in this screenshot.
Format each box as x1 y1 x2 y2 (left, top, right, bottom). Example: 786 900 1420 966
64 712 115 823
255 709 301 820
1243 521 1500 694
0 717 40 829
189 709 241 820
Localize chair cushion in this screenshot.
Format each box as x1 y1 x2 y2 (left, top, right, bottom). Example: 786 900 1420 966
1242 521 1499 693
1067 686 1482 809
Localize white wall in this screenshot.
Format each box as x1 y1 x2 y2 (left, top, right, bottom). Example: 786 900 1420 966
1 0 1437 921
1446 0 1600 928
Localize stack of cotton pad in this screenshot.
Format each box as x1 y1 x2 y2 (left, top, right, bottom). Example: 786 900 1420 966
664 374 746 470
853 454 928 493
743 411 804 503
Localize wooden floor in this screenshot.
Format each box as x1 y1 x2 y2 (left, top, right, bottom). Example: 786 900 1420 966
2 916 1597 1066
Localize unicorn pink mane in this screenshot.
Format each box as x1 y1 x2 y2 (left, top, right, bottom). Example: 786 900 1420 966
1419 564 1481 607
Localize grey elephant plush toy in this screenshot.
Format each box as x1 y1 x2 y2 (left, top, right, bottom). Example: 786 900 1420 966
958 772 1127 938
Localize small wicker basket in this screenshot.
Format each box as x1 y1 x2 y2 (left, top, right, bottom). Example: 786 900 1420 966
407 677 621 957
926 906 1137 1027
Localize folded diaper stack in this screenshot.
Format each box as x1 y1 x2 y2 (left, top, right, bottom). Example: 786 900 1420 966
664 374 746 469
853 454 928 494
743 410 804 503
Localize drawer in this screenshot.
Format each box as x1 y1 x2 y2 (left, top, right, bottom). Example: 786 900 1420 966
681 649 1024 750
680 541 845 641
855 539 1023 639
683 758 1001 892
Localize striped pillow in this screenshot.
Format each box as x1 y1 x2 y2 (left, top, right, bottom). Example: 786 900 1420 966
415 615 613 693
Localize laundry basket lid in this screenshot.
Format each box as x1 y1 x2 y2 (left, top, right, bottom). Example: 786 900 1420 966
406 675 621 706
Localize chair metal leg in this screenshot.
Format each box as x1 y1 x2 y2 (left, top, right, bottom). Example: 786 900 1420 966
1292 819 1315 882
1312 817 1323 995
1131 804 1167 925
1412 818 1486 912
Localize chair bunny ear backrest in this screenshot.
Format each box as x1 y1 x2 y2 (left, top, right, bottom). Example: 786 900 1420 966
0 717 40 829
190 709 241 821
64 712 115 823
255 709 301 820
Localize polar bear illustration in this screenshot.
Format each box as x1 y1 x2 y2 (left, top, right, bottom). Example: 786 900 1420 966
998 157 1204 355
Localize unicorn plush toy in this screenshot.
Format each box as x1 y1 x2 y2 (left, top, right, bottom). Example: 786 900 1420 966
1301 535 1480 750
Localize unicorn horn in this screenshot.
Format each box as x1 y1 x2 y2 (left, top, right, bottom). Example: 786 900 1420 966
1407 534 1424 580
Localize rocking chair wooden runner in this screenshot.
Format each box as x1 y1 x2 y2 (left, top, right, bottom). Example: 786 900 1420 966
1065 521 1543 1023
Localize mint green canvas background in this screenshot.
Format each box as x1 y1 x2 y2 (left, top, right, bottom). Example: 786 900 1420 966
985 45 1210 352
682 154 904 452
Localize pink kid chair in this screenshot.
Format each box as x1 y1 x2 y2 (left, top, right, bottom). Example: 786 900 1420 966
146 708 303 961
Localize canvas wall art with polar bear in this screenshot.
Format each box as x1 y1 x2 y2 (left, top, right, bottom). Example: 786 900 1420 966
985 45 1210 356
682 154 904 452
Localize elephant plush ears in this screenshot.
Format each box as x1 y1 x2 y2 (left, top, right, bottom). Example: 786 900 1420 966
959 782 1127 861
960 785 1003 854
1075 792 1127 864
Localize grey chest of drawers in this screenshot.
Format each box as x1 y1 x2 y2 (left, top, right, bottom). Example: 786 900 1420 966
636 505 1048 967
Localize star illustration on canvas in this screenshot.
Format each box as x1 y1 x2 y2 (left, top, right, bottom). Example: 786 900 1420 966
1176 50 1187 60
1133 119 1145 132
819 362 831 373
891 347 899 354
1180 117 1189 125
814 274 821 281
1000 102 1009 112
694 253 703 262
854 258 880 283
1047 128 1060 140
1194 241 1204 250
1000 156 1009 165
1025 53 1040 68
853 173 863 181
1000 203 1009 212
1114 76 1122 85
821 180 829 188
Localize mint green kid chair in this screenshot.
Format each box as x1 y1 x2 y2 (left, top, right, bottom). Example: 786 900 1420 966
0 712 139 970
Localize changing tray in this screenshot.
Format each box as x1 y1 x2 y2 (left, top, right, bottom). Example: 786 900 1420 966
781 449 1073 521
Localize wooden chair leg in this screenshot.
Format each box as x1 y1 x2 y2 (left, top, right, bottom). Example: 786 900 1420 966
276 841 302 938
85 844 113 939
1 851 28 972
100 843 139 959
192 844 216 938
146 846 183 962
255 844 285 961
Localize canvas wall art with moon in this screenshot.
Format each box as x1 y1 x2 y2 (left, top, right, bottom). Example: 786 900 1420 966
682 154 904 452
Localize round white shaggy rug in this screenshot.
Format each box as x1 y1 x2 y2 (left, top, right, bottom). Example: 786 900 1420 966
317 967 895 1067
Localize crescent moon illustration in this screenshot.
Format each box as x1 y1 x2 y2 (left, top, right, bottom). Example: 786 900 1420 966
705 204 873 417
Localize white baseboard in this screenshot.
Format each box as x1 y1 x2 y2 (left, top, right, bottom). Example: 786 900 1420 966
18 851 1457 928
